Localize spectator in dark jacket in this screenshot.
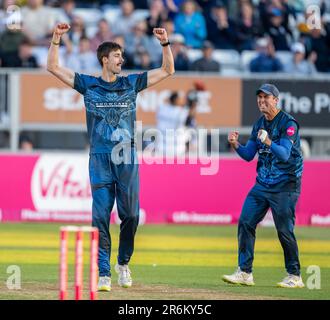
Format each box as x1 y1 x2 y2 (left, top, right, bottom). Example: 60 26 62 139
145 0 168 36
236 1 264 52
249 37 283 72
266 7 291 51
0 38 39 68
302 24 330 73
169 33 190 71
190 40 220 72
205 1 238 49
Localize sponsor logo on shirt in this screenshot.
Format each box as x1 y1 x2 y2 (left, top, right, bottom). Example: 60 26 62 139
287 126 295 136
96 102 129 108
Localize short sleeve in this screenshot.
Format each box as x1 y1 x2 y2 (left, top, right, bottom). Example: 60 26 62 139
73 73 93 95
127 72 148 93
282 120 299 142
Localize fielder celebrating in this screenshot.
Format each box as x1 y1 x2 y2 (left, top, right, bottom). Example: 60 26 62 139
47 23 175 291
223 84 304 288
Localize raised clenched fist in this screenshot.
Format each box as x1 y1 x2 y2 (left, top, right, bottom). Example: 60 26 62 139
153 28 168 44
54 23 71 36
228 131 239 149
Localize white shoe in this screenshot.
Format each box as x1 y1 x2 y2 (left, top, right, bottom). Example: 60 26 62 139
222 268 255 286
277 274 305 288
97 276 111 292
115 264 132 288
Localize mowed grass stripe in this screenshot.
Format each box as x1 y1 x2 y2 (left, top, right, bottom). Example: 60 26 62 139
2 246 330 258
2 233 330 253
2 249 330 267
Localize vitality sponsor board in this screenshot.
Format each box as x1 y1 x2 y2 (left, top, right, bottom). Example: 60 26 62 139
0 154 329 225
242 79 330 127
31 153 92 212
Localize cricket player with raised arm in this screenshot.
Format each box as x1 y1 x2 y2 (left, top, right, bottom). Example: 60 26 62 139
47 23 175 291
223 84 304 288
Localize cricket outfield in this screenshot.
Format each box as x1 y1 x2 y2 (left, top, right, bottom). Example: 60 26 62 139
0 223 329 300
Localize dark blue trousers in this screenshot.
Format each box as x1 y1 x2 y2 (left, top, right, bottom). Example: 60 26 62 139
89 152 139 277
238 184 301 276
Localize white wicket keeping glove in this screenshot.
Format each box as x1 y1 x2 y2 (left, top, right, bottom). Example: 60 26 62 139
259 129 268 143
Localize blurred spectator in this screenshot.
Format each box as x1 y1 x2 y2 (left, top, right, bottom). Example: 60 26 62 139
0 38 39 67
90 18 114 52
284 42 317 75
163 0 186 17
184 80 205 152
168 33 190 70
65 36 99 71
145 0 168 36
112 34 135 69
236 1 263 51
67 15 87 49
161 18 175 38
21 0 57 46
249 37 283 72
190 40 221 72
265 7 291 51
125 20 162 67
19 135 34 151
156 91 189 155
134 49 155 69
0 0 19 33
111 0 142 37
0 25 26 55
205 1 237 49
55 0 76 25
174 0 207 48
195 0 215 17
320 0 330 15
301 24 330 73
259 0 294 36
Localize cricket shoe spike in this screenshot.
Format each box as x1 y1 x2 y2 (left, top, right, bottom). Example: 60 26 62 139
222 267 255 286
277 274 305 288
97 276 111 292
115 263 132 288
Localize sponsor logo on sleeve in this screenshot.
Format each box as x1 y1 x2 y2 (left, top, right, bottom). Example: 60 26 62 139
286 126 295 137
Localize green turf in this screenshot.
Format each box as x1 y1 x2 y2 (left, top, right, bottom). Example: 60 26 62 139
0 223 329 300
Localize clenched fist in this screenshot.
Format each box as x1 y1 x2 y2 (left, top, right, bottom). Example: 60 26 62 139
153 28 168 44
228 131 239 149
54 23 71 36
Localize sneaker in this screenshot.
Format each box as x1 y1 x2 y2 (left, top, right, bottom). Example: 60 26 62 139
277 274 305 288
97 276 111 292
222 268 255 286
115 263 132 288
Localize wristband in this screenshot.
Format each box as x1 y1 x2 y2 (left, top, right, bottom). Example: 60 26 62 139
161 41 170 47
52 40 60 46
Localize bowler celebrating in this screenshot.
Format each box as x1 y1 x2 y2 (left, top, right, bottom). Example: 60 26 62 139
223 84 304 288
47 23 175 291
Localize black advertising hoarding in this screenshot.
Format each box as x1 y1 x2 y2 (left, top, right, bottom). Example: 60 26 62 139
242 79 330 128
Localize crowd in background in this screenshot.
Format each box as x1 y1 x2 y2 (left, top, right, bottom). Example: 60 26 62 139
0 0 330 74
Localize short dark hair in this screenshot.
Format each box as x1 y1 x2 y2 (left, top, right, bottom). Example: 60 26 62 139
96 42 123 66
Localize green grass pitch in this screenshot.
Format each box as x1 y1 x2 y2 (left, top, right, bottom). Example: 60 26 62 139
0 223 329 300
